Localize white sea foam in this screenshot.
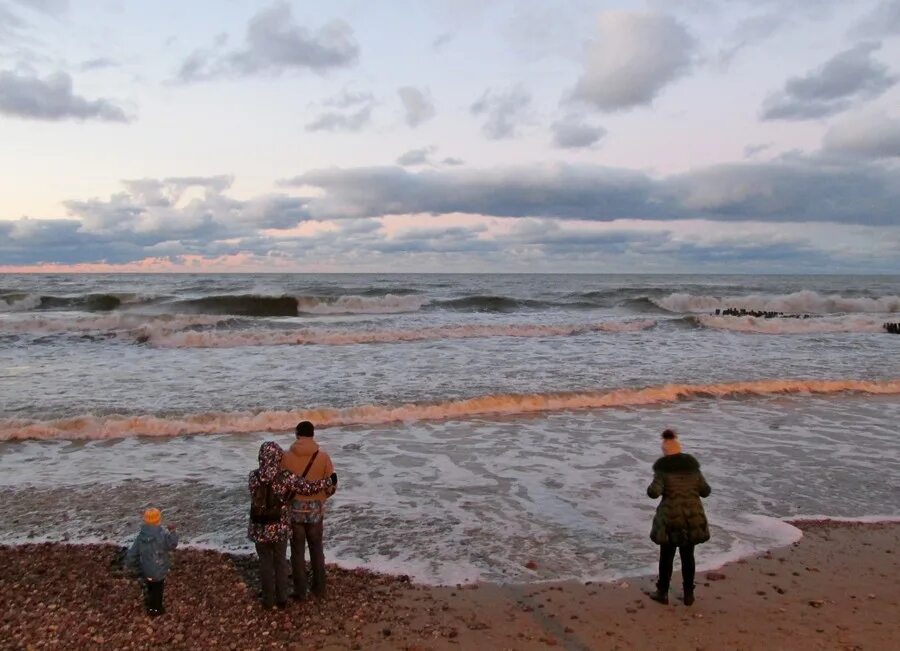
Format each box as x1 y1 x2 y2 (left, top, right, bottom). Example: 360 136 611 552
295 294 427 314
148 319 657 348
0 313 231 335
0 294 41 312
694 314 887 334
655 290 900 314
2 377 897 441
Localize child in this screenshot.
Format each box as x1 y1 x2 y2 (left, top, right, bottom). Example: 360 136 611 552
125 507 179 616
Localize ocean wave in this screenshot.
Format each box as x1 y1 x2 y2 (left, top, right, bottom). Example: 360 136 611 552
3 378 897 441
296 294 426 315
653 290 900 314
0 314 232 336
692 315 888 334
148 319 657 348
432 295 548 312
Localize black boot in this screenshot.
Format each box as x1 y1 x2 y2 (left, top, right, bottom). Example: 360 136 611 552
683 585 694 606
647 584 669 605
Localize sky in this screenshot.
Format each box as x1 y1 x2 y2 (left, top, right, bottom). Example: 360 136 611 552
0 0 899 273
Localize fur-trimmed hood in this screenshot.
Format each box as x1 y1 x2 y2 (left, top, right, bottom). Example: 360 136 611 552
652 453 701 473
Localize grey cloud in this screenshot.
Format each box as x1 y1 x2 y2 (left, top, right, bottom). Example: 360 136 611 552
282 158 900 225
11 0 67 13
743 143 772 158
176 2 358 82
470 86 531 139
717 12 784 68
305 103 372 132
396 147 435 166
441 157 465 166
569 12 694 111
551 116 606 148
283 165 668 221
80 57 119 72
324 89 373 108
822 114 900 158
851 1 900 39
761 42 897 120
432 32 453 50
397 86 435 127
0 70 129 121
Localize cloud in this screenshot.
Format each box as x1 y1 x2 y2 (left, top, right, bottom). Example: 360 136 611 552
282 158 900 226
11 0 67 13
396 147 435 166
305 88 374 132
761 42 897 120
569 11 694 111
470 85 531 139
551 115 606 148
397 86 435 127
851 1 900 39
822 113 900 159
305 105 372 132
743 143 772 158
0 70 129 121
176 2 358 82
441 157 465 166
716 12 784 68
79 57 119 72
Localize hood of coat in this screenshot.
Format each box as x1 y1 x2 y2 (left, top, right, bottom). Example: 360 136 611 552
653 453 701 473
257 441 284 483
137 523 163 542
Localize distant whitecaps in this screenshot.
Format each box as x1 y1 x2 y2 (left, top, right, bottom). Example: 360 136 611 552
654 290 900 314
693 315 887 334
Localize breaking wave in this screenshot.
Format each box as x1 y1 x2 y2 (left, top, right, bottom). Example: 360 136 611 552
148 319 657 348
3 378 897 441
692 315 888 334
0 314 233 336
653 291 900 314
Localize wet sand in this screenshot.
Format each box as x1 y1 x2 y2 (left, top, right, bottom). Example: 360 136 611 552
1 520 897 650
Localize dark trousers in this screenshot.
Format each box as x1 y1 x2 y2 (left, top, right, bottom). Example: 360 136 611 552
144 579 164 613
657 543 695 592
255 539 288 607
291 521 325 597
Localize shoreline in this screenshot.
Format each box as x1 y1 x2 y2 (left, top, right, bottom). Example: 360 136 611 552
2 519 898 650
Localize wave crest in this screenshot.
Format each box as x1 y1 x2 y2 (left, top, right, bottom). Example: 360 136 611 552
692 315 888 334
654 290 900 314
3 378 897 441
148 319 657 348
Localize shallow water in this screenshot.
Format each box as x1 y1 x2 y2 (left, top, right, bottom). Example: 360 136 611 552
1 273 898 583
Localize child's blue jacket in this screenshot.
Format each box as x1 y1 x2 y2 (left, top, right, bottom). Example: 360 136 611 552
125 524 179 581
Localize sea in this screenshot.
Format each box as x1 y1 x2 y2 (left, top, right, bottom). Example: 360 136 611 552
1 273 898 584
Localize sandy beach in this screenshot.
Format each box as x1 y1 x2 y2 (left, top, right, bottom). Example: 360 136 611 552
1 519 897 650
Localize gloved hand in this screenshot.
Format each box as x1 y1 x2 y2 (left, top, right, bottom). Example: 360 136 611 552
330 472 338 487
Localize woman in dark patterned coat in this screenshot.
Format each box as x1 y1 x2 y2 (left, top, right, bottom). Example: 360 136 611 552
248 441 335 609
646 429 711 606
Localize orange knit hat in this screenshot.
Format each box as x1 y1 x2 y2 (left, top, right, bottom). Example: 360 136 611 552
661 429 682 456
143 508 162 526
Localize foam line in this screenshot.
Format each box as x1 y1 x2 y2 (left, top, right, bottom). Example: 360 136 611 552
2 378 898 441
148 319 657 348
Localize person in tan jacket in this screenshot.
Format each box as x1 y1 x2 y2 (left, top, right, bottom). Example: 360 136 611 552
281 421 336 598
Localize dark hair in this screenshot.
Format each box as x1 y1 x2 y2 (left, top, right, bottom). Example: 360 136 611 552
661 429 677 440
295 421 315 438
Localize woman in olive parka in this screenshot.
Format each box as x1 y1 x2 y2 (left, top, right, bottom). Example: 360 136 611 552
646 429 711 606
